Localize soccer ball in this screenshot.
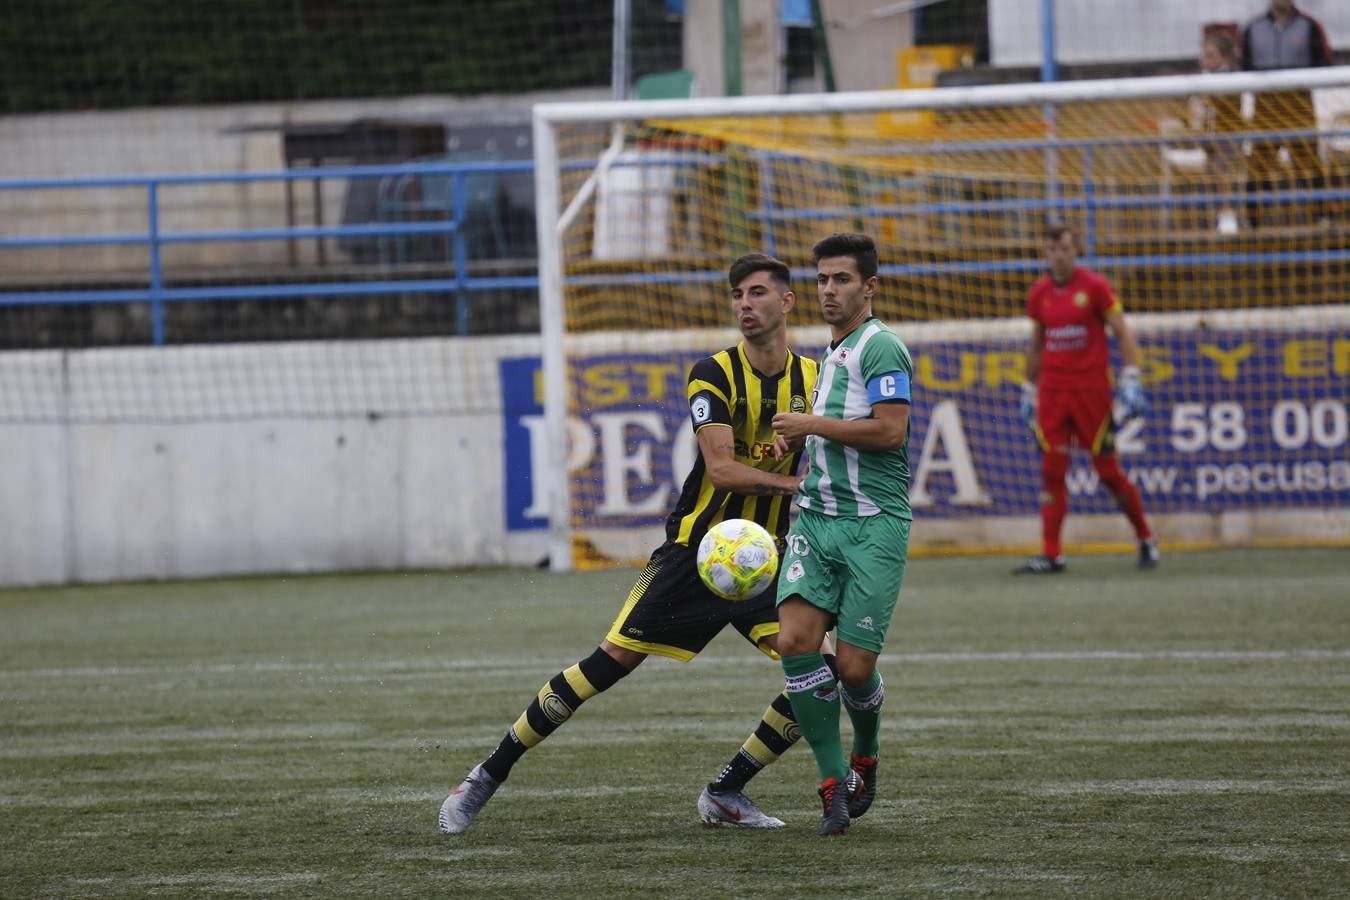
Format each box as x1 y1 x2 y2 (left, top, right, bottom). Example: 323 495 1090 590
696 518 779 602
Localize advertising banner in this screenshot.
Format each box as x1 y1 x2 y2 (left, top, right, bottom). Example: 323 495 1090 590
502 327 1350 531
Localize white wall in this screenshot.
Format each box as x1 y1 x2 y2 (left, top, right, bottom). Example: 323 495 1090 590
0 87 604 276
992 0 1350 68
5 326 1345 587
682 0 912 97
0 336 550 586
821 0 915 92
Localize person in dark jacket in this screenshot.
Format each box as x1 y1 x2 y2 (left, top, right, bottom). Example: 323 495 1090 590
1241 1 1334 227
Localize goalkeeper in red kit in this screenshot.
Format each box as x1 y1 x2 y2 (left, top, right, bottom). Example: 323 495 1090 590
1015 224 1159 574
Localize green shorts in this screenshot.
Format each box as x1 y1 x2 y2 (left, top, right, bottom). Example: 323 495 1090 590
775 508 910 653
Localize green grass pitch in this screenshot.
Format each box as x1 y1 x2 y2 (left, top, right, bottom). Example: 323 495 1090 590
2 548 1348 898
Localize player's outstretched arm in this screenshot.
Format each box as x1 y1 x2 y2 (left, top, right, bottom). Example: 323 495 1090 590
698 424 801 496
772 401 909 453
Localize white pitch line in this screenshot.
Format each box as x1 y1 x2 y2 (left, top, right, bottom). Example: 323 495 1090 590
1022 778 1350 796
69 872 324 889
2 648 1347 680
884 649 1350 663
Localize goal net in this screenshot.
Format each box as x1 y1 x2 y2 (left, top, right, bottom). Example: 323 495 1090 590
533 67 1350 570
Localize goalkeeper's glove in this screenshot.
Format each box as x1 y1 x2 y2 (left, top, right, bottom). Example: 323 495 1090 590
1116 366 1148 419
1018 381 1038 431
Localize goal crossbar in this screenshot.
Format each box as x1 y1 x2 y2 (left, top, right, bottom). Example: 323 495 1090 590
534 66 1350 124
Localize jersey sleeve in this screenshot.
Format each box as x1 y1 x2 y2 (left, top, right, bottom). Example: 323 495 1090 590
1026 281 1043 322
1092 273 1122 318
801 355 820 399
860 332 913 406
687 355 733 430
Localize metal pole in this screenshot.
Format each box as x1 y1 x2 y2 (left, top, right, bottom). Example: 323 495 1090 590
808 0 859 229
148 182 165 346
532 114 574 572
1041 0 1059 223
452 170 470 335
809 0 836 93
1040 0 1057 83
724 0 743 96
612 0 632 100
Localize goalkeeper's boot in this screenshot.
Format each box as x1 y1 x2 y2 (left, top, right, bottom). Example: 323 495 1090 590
847 754 878 819
1013 554 1065 575
1138 538 1160 570
697 785 785 828
817 771 861 836
438 764 500 834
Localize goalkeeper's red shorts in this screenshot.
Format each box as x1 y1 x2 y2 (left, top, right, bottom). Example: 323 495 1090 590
1034 385 1116 455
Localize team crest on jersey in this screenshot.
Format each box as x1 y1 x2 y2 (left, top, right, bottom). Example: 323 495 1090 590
835 348 850 363
785 560 805 583
791 395 807 413
1073 291 1089 307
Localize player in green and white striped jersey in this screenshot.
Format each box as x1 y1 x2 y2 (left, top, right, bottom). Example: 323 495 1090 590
770 232 913 836
795 318 912 519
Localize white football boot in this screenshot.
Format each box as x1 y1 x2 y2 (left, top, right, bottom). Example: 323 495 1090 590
697 785 785 828
438 764 501 834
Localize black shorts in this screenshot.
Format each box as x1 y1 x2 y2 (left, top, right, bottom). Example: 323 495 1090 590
605 541 781 662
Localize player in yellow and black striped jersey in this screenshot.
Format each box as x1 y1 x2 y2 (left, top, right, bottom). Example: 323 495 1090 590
438 253 835 836
603 339 815 665
666 344 813 551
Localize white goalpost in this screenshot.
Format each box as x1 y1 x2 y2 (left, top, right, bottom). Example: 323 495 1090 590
533 66 1350 572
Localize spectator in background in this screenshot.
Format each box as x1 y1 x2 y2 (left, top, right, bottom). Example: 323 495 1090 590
1192 30 1245 233
1241 0 1333 227
1202 29 1241 76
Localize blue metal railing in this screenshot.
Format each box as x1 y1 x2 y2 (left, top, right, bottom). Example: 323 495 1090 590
750 127 1350 282
3 128 1347 344
0 160 535 342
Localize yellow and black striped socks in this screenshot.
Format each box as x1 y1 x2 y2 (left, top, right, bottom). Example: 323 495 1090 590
709 652 836 793
481 647 630 782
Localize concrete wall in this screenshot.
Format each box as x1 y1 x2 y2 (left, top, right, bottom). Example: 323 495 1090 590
0 336 551 586
991 0 1350 68
683 0 912 97
4 327 1345 587
0 87 604 278
819 0 914 92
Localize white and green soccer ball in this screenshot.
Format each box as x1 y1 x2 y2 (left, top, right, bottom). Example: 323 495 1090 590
696 518 779 602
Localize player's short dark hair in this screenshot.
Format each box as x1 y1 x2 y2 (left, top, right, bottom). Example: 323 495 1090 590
728 252 791 290
811 232 878 281
1045 222 1076 244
